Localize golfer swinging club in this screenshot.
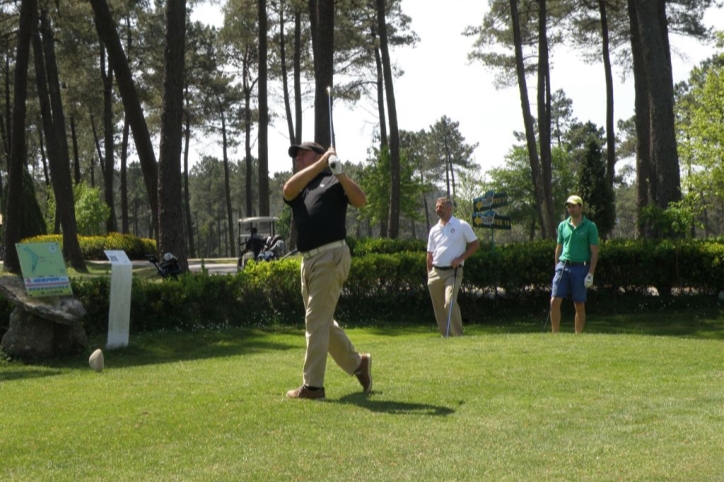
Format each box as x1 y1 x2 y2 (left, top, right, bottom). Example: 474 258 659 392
549 195 599 334
283 141 371 400
427 197 479 337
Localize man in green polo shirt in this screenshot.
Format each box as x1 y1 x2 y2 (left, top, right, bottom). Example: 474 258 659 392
549 195 599 333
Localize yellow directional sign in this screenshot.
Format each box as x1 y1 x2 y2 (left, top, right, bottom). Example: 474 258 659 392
473 191 508 212
472 210 512 230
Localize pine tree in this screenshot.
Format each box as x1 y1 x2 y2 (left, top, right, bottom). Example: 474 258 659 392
577 137 615 239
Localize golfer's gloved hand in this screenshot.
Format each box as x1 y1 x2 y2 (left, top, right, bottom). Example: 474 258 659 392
328 155 343 175
584 273 594 288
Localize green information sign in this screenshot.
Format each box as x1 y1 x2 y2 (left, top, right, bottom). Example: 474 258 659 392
473 191 508 212
472 210 512 230
16 242 73 297
472 191 513 254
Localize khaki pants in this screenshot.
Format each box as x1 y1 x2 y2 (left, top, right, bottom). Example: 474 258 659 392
427 267 463 336
301 245 361 387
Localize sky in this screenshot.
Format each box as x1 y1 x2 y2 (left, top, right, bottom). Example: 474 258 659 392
189 0 724 176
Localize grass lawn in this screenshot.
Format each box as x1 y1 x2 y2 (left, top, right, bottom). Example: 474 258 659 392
1 315 723 481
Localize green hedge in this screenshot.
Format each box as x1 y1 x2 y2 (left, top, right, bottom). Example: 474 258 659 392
350 237 427 255
593 239 724 295
21 233 156 260
73 260 303 336
4 238 724 337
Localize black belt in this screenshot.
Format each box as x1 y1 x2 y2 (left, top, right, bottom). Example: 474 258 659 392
564 261 588 266
433 265 454 270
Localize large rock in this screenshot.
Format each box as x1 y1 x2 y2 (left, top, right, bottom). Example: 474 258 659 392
0 276 87 361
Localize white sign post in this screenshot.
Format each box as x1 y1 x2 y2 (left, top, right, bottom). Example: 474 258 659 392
104 250 132 349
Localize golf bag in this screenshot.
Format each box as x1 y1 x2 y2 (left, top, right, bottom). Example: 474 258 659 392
146 253 182 279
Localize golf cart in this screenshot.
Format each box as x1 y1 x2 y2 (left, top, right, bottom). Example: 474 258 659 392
237 216 287 271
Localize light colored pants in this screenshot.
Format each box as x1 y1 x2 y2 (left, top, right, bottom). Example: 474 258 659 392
427 267 463 336
301 245 361 387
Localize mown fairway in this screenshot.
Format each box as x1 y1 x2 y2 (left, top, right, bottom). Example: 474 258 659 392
1 320 723 481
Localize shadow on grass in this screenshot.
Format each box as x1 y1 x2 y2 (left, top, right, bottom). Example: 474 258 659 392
463 299 724 340
0 368 63 382
90 328 303 369
464 319 724 339
585 315 724 339
2 328 301 377
336 392 456 416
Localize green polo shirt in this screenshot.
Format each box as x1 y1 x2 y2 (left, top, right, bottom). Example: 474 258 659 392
557 216 599 262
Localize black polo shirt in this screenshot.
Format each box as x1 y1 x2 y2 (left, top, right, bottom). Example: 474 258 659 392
284 170 348 252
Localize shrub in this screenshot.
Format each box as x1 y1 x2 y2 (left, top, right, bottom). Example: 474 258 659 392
351 237 426 255
73 182 111 236
7 238 724 337
238 259 303 325
21 233 156 260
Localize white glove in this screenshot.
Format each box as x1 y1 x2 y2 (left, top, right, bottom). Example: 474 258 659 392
584 273 594 288
328 155 343 175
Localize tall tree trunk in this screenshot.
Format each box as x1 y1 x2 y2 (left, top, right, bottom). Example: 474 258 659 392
443 124 452 197
377 0 401 238
450 151 457 202
628 0 653 239
279 0 295 144
374 45 387 147
375 41 389 238
421 179 430 232
33 35 56 221
286 0 300 250
37 122 58 235
258 0 269 216
244 87 253 217
308 0 334 148
219 103 235 257
90 0 158 238
0 117 7 192
36 120 49 189
182 104 195 257
120 117 129 233
634 0 680 212
90 113 104 182
89 153 95 186
510 0 547 239
3 39 11 166
293 9 302 146
38 8 86 271
101 47 117 232
537 0 555 240
378 148 389 238
157 0 187 268
599 0 616 188
119 13 132 234
70 116 80 184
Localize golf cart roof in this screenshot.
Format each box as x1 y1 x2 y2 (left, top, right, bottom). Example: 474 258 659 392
238 216 279 225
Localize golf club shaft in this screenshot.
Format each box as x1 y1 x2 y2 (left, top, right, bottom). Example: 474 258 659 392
326 86 341 170
280 249 298 260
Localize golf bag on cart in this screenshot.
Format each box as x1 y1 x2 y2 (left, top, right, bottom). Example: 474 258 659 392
238 235 286 270
145 253 182 279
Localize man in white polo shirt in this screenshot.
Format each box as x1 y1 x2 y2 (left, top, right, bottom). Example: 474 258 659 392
427 197 480 336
